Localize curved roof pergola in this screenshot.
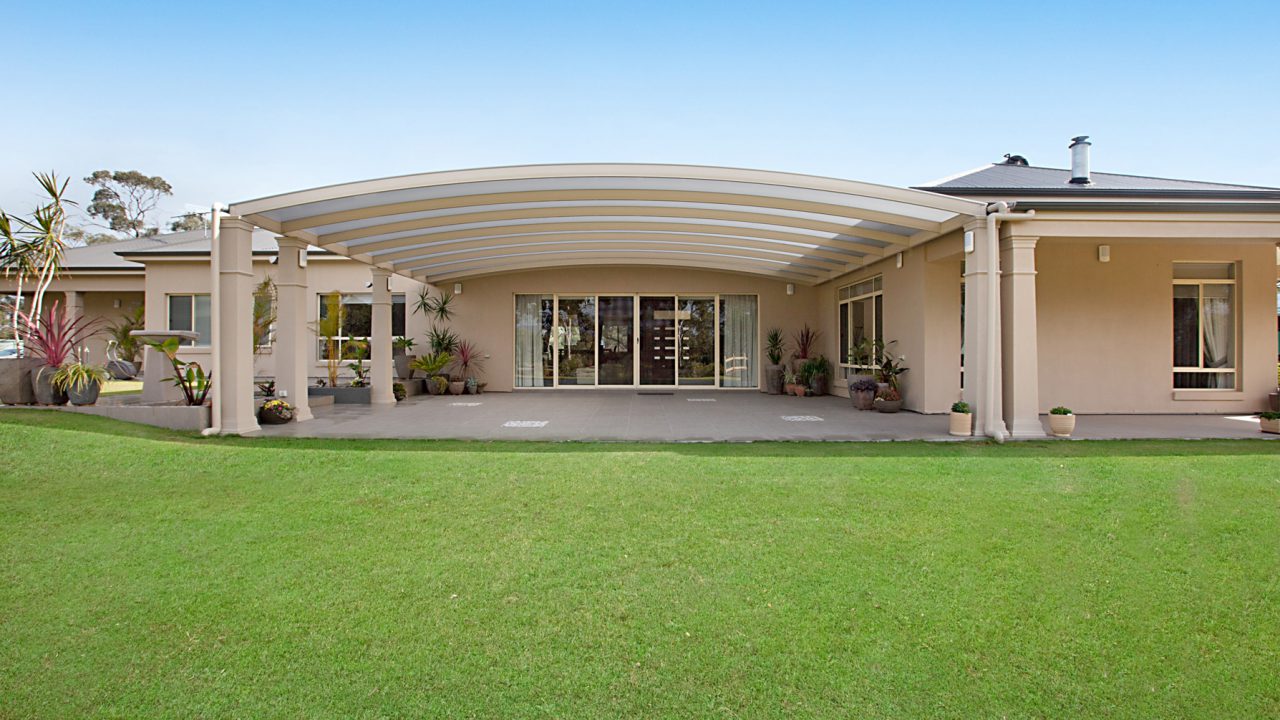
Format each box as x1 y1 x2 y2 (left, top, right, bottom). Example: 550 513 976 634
229 164 986 286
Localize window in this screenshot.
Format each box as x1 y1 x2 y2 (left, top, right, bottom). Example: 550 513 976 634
168 294 211 347
1173 263 1236 389
316 293 405 360
837 276 883 379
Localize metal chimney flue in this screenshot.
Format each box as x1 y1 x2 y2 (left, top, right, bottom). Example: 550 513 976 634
1068 136 1092 185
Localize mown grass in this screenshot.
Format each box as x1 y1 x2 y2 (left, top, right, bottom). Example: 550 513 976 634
1 410 1277 718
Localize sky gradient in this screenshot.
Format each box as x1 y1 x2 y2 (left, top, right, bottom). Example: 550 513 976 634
2 0 1277 230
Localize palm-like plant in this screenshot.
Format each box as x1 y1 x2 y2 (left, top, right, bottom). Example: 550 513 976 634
765 328 786 365
410 351 452 376
427 325 460 355
0 173 74 352
143 336 212 406
105 306 145 365
414 289 456 322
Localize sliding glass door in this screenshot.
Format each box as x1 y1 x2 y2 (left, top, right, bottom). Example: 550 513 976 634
515 293 757 389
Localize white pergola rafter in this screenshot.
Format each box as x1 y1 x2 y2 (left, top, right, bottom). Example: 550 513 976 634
229 163 986 285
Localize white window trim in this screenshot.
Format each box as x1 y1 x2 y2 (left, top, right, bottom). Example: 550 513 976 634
837 276 883 373
1172 265 1238 391
315 292 405 363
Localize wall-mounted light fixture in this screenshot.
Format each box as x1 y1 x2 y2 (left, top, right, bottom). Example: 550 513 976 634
785 283 795 296
1098 244 1111 263
896 253 904 269
454 283 463 295
298 250 307 268
963 230 975 254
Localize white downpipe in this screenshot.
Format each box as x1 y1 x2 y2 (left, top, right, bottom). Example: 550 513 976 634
202 205 224 436
983 202 1035 443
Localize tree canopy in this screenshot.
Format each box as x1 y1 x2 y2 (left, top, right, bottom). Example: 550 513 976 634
84 170 173 237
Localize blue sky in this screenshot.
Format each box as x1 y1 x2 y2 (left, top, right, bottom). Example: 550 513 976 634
2 0 1277 229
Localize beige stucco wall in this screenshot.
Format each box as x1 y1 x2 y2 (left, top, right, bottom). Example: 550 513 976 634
139 257 429 380
1036 238 1277 413
816 237 964 414
441 266 817 392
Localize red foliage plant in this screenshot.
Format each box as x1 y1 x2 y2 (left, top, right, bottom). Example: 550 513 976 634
18 302 104 367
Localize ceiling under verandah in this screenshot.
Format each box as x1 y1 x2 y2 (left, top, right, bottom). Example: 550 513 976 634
229 164 986 286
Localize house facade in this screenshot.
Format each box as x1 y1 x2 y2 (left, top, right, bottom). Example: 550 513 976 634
6 139 1278 437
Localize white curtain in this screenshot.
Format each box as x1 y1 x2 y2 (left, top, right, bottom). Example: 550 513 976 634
1201 285 1234 388
514 295 545 387
720 295 757 388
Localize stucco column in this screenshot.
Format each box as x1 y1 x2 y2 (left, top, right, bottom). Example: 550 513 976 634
1000 236 1045 438
274 237 313 422
64 290 85 321
215 217 260 435
369 267 395 405
961 219 989 437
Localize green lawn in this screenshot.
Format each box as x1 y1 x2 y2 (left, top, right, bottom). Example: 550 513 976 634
99 379 143 397
1 410 1277 719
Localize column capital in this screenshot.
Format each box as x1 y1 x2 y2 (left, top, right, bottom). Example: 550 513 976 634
963 217 987 233
370 266 393 279
275 235 310 250
999 235 1039 251
219 216 255 233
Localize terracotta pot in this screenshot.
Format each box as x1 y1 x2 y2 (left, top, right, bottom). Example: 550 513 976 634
1260 417 1280 435
1049 413 1076 438
949 411 972 436
448 381 465 395
67 380 102 406
30 366 67 406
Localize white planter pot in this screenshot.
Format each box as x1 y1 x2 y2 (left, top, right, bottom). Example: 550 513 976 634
949 412 972 437
1049 414 1076 438
1261 417 1280 435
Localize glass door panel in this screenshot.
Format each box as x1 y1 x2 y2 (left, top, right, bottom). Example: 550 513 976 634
639 296 676 385
556 296 596 385
677 296 716 385
598 296 635 385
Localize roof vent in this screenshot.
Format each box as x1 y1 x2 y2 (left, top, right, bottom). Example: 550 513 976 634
1068 136 1092 185
1001 154 1029 166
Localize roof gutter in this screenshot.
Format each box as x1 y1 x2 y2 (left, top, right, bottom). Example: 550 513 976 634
982 201 1036 443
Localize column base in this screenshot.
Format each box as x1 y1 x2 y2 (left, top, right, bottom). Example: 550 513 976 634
1007 417 1047 438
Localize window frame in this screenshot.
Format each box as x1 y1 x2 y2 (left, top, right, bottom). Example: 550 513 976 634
1172 263 1238 390
315 292 406 363
166 293 212 347
837 275 883 377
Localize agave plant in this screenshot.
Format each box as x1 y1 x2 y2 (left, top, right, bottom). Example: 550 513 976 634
18 302 104 368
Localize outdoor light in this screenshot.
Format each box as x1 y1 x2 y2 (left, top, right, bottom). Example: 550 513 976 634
298 251 307 268
896 253 904 269
1098 245 1111 263
454 283 463 295
786 283 795 296
964 230 975 254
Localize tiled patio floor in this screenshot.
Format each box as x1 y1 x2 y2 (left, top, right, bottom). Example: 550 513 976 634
256 390 1279 442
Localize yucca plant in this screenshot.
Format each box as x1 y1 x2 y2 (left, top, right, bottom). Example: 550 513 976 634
51 360 109 393
427 326 460 355
765 328 786 366
414 288 456 322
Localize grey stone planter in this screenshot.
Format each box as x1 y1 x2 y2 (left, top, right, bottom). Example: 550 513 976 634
394 354 416 380
309 386 371 404
0 357 39 405
31 366 67 406
764 364 783 395
67 380 102 406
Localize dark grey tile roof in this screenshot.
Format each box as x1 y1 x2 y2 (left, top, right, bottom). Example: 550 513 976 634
916 164 1280 198
60 232 197 271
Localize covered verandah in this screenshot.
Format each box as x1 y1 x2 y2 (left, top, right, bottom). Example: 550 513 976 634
209 164 1006 438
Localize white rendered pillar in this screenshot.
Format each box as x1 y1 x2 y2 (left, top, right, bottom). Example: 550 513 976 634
961 219 989 437
215 217 260 435
369 267 395 405
1000 235 1045 438
274 236 313 422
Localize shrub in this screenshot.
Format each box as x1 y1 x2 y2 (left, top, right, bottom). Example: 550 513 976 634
393 382 406 402
876 386 900 402
1260 411 1280 421
951 401 971 414
1050 406 1073 415
849 377 878 394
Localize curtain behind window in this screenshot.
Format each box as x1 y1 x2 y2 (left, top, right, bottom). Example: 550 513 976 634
719 295 757 388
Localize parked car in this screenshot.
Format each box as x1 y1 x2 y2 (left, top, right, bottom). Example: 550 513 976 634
0 340 21 358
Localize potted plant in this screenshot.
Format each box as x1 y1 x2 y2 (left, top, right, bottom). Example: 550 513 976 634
448 376 466 395
19 302 103 406
393 382 407 402
1049 406 1075 437
411 352 451 394
949 401 972 436
1258 411 1280 435
143 337 213 406
783 368 802 396
849 376 877 410
258 398 294 424
875 386 902 413
430 376 449 395
104 305 144 379
875 340 908 395
52 359 109 406
454 340 484 393
806 355 832 396
791 324 820 373
764 328 786 395
393 336 416 379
